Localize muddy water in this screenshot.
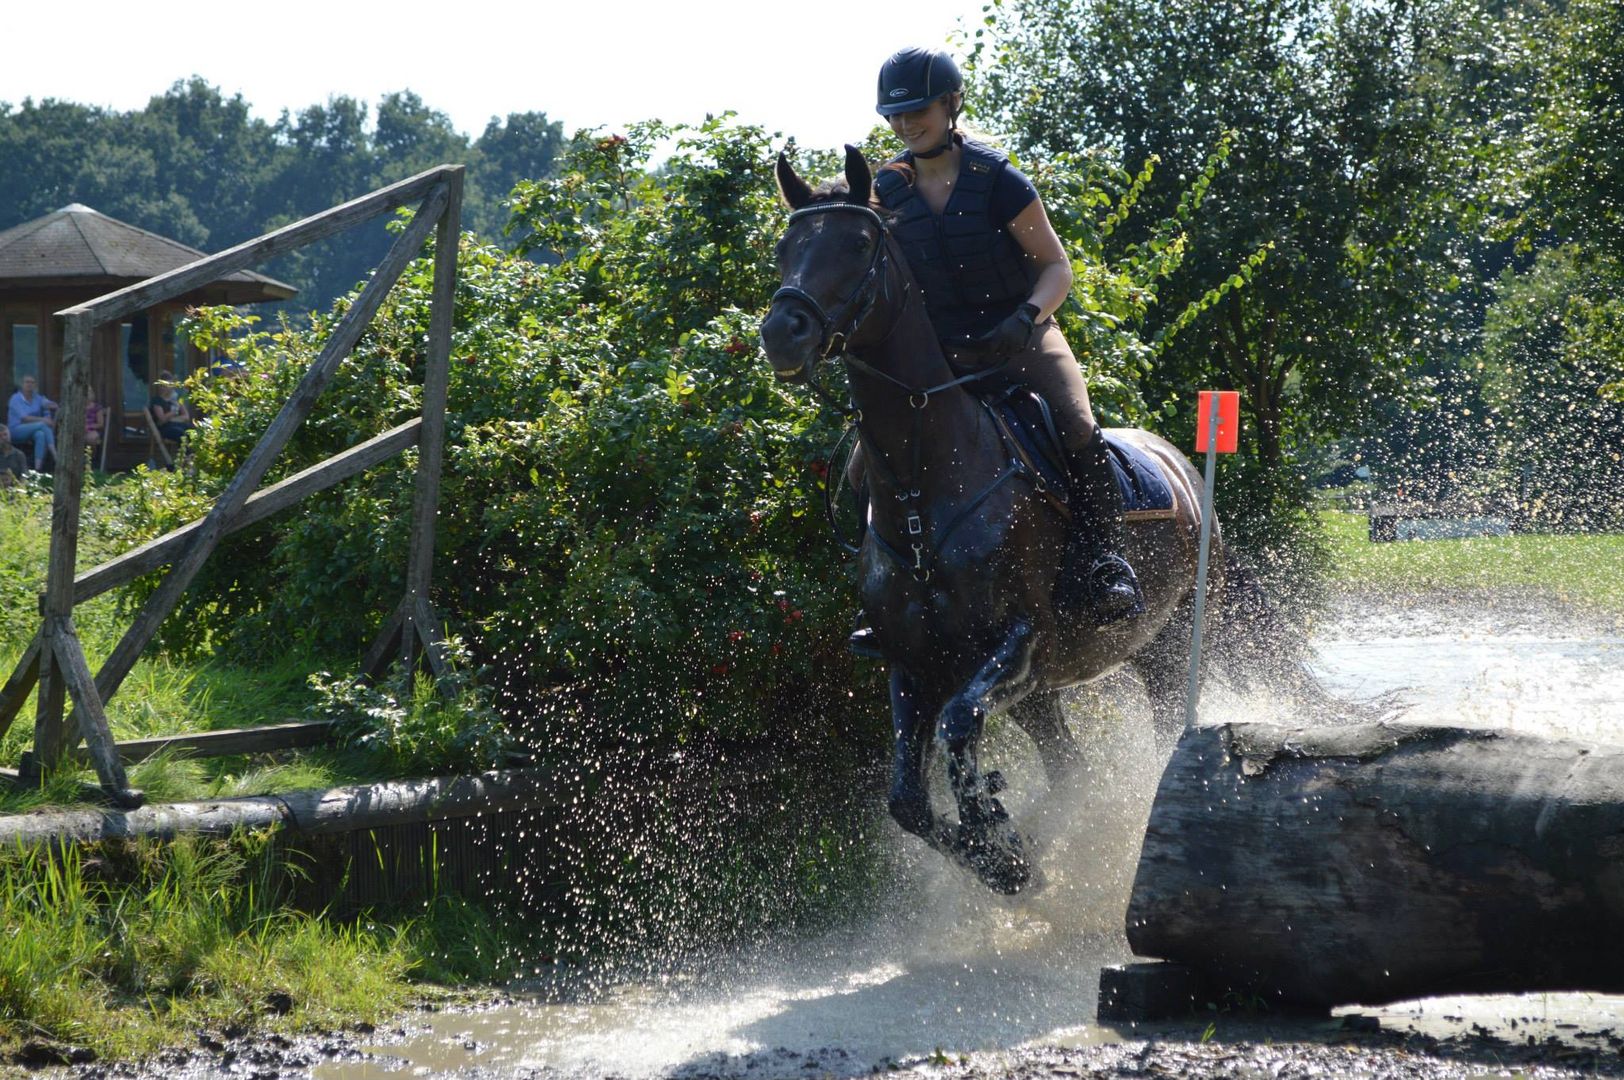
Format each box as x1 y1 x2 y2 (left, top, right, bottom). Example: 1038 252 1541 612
317 594 1624 1080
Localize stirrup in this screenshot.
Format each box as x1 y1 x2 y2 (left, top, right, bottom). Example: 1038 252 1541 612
1088 554 1145 626
848 613 883 660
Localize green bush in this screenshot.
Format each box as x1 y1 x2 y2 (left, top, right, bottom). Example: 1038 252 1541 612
104 117 1262 762
111 120 874 757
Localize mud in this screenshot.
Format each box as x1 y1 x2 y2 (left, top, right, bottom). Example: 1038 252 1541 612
51 999 1624 1079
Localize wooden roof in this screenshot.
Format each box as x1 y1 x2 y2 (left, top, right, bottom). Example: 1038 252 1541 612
0 204 296 305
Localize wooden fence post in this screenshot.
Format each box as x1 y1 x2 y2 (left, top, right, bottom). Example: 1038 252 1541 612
400 169 463 679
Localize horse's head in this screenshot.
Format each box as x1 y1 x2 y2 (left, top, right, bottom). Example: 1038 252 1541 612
760 146 890 382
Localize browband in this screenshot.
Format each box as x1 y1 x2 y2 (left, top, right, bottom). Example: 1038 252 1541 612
788 203 885 228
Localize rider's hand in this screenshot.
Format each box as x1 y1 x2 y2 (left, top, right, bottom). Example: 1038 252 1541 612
975 303 1041 357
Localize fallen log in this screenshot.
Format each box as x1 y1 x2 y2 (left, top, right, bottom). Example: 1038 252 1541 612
0 765 571 847
1126 722 1624 1008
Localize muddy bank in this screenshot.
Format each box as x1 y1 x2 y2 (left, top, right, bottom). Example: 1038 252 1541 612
56 1001 1624 1079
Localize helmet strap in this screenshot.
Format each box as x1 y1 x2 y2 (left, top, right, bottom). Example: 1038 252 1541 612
913 96 961 160
914 127 958 160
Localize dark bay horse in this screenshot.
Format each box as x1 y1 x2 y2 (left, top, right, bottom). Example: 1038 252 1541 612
760 148 1220 894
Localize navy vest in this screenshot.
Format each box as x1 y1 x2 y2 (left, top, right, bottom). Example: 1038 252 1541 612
873 137 1036 340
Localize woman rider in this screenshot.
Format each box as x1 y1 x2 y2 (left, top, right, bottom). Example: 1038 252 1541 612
867 45 1143 624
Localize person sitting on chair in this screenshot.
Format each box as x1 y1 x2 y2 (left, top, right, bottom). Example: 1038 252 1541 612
84 392 107 462
149 374 194 442
0 426 26 487
6 375 57 472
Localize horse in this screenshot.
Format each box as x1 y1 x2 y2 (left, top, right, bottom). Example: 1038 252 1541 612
758 147 1222 894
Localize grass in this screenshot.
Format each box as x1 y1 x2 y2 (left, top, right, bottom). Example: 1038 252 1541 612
0 482 417 812
0 832 504 1061
1320 510 1624 616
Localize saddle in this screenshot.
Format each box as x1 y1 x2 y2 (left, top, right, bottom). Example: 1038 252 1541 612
823 371 1176 558
981 381 1176 519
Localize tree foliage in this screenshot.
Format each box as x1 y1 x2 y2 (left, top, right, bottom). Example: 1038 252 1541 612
972 0 1474 522
0 79 564 311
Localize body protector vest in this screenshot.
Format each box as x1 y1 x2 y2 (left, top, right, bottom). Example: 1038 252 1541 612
873 137 1036 342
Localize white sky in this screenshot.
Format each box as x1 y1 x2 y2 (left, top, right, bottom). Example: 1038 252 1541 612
1 0 992 152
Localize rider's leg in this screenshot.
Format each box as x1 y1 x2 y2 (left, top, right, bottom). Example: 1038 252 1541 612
1005 323 1144 623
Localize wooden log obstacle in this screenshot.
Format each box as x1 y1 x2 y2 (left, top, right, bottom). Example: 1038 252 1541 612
1108 721 1624 1016
0 165 467 807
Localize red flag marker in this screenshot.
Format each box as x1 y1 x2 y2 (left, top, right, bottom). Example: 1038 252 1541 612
1195 390 1241 454
1186 389 1240 731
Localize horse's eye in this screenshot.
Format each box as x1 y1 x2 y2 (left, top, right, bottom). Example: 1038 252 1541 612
854 234 872 253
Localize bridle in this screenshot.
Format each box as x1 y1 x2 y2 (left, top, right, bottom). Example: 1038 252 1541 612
767 198 1054 583
769 203 891 379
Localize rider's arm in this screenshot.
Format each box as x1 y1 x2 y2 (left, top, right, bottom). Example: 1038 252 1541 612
1006 197 1073 323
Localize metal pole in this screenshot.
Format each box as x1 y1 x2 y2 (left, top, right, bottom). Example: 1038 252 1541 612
1184 402 1221 731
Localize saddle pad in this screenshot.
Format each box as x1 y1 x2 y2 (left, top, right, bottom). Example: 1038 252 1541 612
1105 433 1176 517
983 383 1176 518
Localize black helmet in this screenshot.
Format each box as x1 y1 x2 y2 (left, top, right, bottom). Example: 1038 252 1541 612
876 47 963 116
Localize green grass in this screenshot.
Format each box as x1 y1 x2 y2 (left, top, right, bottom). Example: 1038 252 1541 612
0 484 409 811
1321 510 1624 615
0 833 502 1060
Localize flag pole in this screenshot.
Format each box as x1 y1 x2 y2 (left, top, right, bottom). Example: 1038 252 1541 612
1184 401 1222 731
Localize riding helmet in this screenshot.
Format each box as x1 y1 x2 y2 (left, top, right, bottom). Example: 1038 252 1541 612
876 47 963 116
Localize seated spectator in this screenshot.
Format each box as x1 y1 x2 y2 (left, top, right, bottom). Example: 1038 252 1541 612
0 425 26 487
85 392 107 459
149 374 194 441
6 374 57 472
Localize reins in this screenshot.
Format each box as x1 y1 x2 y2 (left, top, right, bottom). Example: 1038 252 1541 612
769 200 1055 583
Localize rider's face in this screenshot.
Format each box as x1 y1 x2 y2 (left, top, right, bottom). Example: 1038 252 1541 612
887 97 954 153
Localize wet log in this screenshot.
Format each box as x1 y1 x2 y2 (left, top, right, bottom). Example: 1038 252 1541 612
0 766 571 848
1127 722 1624 1008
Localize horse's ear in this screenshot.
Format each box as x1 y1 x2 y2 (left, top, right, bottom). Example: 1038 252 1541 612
843 144 873 206
776 151 814 210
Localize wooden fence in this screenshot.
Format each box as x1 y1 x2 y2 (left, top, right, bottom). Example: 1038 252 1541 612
0 164 466 808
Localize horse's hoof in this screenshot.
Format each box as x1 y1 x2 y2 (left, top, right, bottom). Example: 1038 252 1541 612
984 770 1007 795
960 823 1032 894
975 849 1032 895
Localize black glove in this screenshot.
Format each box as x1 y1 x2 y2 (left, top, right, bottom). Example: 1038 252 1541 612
975 302 1042 357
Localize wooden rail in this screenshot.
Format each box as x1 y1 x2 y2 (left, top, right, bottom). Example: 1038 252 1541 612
61 721 338 767
0 165 466 807
69 420 422 604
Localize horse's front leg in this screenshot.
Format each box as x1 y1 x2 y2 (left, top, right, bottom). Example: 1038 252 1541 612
938 619 1041 893
887 667 959 857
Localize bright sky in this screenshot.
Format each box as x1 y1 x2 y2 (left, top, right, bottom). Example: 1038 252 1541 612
2 0 992 152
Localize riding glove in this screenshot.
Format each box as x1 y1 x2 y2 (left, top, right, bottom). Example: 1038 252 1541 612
976 302 1042 357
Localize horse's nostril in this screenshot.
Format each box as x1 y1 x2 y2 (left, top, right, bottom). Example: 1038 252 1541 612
787 310 808 336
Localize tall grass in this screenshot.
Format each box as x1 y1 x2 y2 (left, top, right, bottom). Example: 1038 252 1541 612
0 831 498 1058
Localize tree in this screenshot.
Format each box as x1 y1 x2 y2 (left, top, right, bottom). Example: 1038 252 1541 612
0 82 566 313
468 111 566 238
973 0 1473 515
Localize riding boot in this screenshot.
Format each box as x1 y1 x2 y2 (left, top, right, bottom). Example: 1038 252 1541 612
1059 427 1145 624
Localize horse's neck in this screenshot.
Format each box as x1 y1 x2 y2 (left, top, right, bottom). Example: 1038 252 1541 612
847 282 990 494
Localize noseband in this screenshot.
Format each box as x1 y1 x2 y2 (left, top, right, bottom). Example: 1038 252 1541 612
770 203 890 368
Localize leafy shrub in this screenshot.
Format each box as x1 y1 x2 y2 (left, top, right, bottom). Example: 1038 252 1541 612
308 639 507 775
105 116 1257 763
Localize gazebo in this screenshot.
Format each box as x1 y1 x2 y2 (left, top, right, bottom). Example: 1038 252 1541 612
0 204 295 469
